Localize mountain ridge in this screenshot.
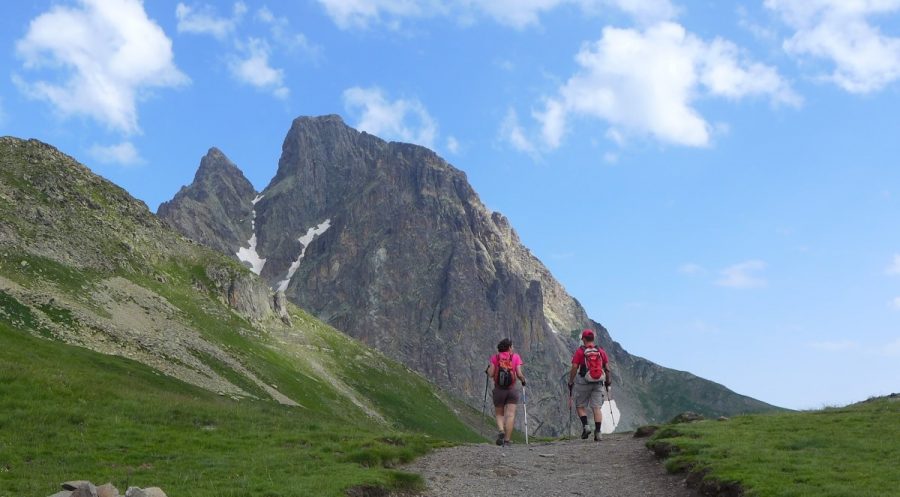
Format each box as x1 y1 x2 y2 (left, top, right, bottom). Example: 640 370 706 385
157 115 782 434
0 135 481 436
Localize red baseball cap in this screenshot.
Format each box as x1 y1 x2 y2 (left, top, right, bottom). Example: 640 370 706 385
581 329 595 340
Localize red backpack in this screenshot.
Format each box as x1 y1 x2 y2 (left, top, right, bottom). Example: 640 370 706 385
581 345 606 383
494 352 515 389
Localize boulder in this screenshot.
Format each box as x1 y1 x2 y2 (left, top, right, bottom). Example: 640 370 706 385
670 411 705 424
96 483 120 497
633 425 659 438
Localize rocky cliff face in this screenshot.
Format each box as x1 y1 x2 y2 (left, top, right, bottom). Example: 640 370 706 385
158 148 256 257
158 116 780 433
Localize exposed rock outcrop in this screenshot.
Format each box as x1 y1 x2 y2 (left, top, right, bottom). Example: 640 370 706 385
157 148 256 256
157 116 781 434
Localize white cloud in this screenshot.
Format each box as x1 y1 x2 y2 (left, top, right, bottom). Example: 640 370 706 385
765 0 900 93
177 4 309 99
229 38 289 99
316 0 440 29
530 22 799 149
175 2 246 39
342 87 437 147
809 340 859 352
716 260 768 288
501 108 538 156
737 5 778 42
886 254 900 275
315 0 676 30
534 98 567 149
88 141 144 166
255 6 320 57
14 0 189 134
446 136 460 154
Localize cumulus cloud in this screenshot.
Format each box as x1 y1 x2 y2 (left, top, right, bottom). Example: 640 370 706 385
342 87 437 147
255 6 320 57
14 0 188 134
527 22 799 150
316 0 676 30
501 108 538 156
716 260 768 289
175 1 247 39
177 3 314 99
886 254 900 275
765 0 900 93
229 38 289 99
88 141 144 166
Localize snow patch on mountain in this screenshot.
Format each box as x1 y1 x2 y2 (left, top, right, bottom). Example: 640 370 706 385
236 195 266 275
277 219 332 292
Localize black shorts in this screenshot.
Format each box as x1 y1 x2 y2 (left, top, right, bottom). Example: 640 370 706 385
492 386 520 407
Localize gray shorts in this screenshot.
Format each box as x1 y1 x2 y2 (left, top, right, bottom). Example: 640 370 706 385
573 379 605 408
492 386 520 407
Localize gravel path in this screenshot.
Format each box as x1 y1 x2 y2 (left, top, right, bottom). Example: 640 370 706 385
398 434 694 497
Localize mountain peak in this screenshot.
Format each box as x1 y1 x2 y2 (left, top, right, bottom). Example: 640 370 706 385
194 147 246 184
157 148 257 256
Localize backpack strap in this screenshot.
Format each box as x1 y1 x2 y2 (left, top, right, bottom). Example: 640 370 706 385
578 345 587 377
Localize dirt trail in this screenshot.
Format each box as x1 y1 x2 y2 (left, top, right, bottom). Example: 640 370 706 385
398 434 694 497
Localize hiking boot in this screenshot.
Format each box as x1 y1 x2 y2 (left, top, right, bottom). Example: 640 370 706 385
581 426 592 439
594 432 603 442
496 431 505 446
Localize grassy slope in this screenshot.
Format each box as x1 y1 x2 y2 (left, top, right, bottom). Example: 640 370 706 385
0 251 482 496
647 398 899 497
0 322 439 497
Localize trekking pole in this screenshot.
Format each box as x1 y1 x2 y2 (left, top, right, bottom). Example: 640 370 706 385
568 384 574 438
482 374 489 422
522 385 529 445
605 384 617 428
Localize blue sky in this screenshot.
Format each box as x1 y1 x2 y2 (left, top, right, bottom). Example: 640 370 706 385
1 0 899 410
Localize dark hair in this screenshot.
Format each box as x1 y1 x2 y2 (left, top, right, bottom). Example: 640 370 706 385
497 338 512 352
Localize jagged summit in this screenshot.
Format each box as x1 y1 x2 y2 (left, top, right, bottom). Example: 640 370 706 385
159 115 782 434
194 147 248 184
157 147 257 258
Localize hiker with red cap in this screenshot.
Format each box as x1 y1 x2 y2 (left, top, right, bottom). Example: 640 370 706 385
567 329 611 441
486 338 526 446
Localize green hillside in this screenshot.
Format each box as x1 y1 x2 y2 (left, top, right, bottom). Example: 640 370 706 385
0 137 482 496
647 396 899 497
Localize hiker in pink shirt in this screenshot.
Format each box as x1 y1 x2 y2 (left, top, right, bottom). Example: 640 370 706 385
486 338 526 446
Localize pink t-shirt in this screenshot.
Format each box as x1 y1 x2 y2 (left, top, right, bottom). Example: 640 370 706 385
490 351 523 386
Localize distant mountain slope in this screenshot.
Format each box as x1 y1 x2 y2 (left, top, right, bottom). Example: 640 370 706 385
0 136 479 440
158 116 782 433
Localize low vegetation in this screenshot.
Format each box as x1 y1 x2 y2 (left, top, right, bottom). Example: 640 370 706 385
0 237 483 496
0 321 478 497
647 397 899 497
